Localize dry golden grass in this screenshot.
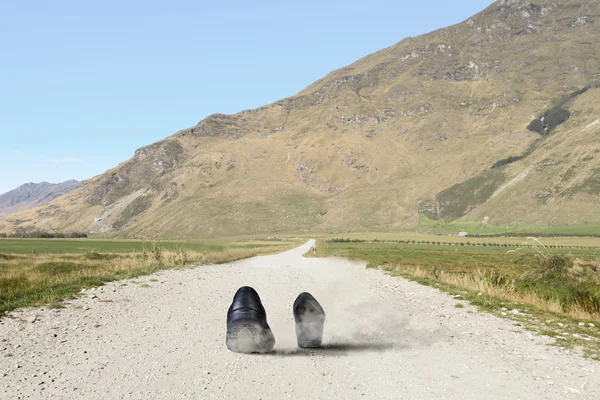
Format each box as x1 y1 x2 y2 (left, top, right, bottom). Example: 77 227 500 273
387 264 598 321
319 236 600 321
384 261 600 359
0 242 294 315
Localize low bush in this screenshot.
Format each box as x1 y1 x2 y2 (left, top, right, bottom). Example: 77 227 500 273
528 106 571 135
7 232 88 239
37 262 83 275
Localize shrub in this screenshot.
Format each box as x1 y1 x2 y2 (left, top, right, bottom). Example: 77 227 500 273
151 241 162 263
37 262 82 275
69 232 88 238
492 155 523 169
6 231 88 239
523 253 573 280
84 252 101 260
528 107 570 135
527 118 545 134
544 107 570 129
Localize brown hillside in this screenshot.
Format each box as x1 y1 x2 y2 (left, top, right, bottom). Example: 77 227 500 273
2 0 599 237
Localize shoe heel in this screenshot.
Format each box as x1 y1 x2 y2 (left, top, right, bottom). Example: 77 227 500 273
295 319 325 348
293 292 325 348
226 321 275 353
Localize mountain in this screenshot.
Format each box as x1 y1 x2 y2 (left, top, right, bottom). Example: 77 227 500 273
0 180 83 219
1 0 599 237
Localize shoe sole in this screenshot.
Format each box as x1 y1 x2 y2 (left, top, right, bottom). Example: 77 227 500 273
294 295 325 348
295 318 325 348
226 320 275 354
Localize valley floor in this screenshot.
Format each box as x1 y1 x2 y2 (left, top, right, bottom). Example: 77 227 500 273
1 241 599 399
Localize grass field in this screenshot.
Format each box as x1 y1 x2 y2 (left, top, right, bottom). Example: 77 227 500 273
312 230 600 248
416 215 600 237
0 238 290 255
308 233 600 359
0 237 298 315
315 237 600 314
313 234 600 358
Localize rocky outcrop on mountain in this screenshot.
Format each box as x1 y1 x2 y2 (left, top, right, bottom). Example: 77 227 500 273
86 139 185 206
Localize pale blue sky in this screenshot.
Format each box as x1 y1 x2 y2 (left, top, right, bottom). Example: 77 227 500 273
0 0 493 193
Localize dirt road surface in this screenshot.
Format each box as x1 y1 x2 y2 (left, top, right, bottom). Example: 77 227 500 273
1 240 599 399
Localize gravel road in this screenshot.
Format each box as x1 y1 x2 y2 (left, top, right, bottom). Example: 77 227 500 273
1 240 599 399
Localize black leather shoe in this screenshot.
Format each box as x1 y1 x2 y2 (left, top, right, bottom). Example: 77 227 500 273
293 292 325 348
226 286 275 353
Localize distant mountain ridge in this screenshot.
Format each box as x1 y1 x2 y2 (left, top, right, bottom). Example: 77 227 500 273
1 0 599 237
0 180 83 219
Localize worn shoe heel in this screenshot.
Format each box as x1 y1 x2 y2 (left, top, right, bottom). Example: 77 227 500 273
293 292 325 348
226 320 275 354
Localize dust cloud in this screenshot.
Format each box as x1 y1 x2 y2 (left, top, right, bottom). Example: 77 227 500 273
268 254 441 355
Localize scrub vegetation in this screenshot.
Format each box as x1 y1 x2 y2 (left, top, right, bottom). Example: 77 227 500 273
316 237 600 318
0 238 297 315
314 235 600 358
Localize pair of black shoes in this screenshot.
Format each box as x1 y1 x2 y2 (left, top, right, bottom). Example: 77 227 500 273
226 286 325 353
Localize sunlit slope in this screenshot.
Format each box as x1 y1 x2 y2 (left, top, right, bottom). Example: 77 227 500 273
457 88 600 226
1 0 599 237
